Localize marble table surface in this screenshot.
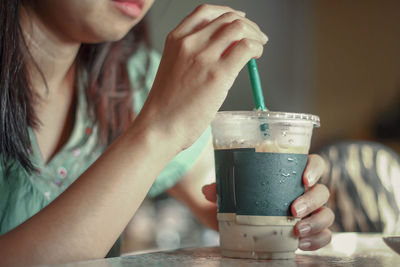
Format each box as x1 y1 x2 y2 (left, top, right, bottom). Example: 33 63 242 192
40 233 400 267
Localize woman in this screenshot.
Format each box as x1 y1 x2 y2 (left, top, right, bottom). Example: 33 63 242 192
0 0 333 265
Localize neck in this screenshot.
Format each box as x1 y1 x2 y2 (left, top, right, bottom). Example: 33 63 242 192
20 5 81 96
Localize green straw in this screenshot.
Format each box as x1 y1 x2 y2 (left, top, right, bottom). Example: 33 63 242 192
247 58 267 111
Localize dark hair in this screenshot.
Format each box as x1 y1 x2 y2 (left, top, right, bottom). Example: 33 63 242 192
0 0 150 173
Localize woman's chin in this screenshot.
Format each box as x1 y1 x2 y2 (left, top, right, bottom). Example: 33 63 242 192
81 28 133 43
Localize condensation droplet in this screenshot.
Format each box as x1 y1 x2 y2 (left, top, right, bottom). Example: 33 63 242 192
280 168 291 177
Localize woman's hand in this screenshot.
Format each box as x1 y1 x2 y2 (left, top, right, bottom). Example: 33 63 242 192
291 154 334 251
202 154 334 250
201 182 218 230
137 4 268 151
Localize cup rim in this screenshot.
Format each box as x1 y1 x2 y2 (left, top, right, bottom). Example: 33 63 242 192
214 110 320 127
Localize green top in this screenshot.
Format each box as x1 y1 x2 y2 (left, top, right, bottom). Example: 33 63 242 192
0 46 211 237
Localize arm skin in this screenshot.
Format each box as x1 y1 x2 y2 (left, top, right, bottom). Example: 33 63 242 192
0 120 180 266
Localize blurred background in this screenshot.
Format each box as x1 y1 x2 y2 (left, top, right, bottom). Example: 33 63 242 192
121 0 400 255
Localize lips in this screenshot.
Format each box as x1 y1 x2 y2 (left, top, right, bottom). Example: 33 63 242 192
112 0 144 18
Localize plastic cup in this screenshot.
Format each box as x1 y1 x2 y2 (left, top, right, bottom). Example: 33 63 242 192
211 110 320 259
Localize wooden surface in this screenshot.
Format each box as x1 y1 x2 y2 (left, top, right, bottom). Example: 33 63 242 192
42 233 400 267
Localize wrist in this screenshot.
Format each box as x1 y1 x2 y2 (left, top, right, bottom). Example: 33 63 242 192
124 113 183 160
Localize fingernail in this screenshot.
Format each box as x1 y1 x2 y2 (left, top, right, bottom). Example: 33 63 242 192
237 11 246 17
201 186 207 194
306 171 317 186
294 203 307 217
298 223 311 236
261 32 268 43
299 240 311 249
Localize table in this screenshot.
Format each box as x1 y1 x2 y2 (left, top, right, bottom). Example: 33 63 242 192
43 233 400 267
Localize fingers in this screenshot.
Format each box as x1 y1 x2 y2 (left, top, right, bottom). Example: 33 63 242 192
202 14 267 58
294 206 335 237
200 12 267 74
220 38 264 75
171 4 245 38
292 154 332 251
166 4 267 78
197 11 267 47
303 154 326 187
202 183 217 203
291 184 330 218
298 229 332 251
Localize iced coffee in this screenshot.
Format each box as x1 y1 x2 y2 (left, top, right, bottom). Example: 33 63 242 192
211 111 320 260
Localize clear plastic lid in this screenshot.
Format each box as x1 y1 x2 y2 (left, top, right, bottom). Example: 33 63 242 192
214 111 320 127
211 111 320 152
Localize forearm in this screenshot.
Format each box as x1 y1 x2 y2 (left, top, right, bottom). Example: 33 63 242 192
0 120 178 266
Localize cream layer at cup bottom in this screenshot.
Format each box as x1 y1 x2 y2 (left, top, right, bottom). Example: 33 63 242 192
218 213 299 260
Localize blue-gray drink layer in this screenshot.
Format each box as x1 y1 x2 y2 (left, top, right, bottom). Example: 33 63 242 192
215 148 307 216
